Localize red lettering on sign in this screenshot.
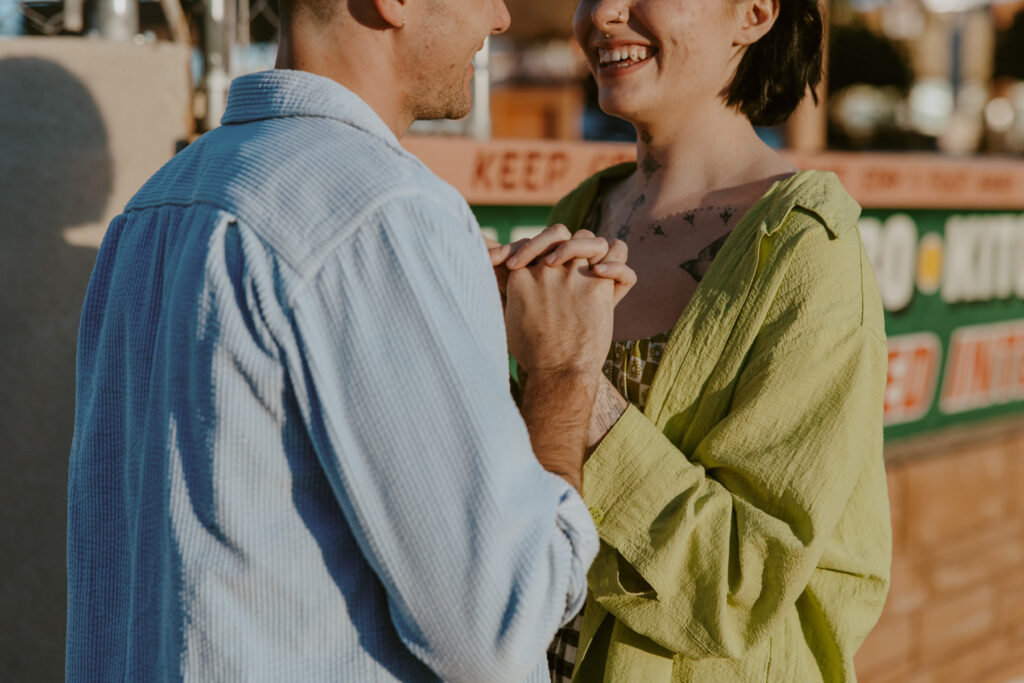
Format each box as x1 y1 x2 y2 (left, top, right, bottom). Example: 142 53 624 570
523 150 542 191
929 169 969 195
978 172 1012 194
863 168 901 193
940 321 1024 414
884 333 941 426
472 151 497 190
471 149 573 194
499 151 518 190
547 151 569 186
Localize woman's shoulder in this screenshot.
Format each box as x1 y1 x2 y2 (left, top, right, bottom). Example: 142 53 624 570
754 170 884 340
548 162 637 230
758 169 861 240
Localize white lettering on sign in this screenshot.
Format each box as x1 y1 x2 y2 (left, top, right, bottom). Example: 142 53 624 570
940 320 1024 414
941 214 1024 303
858 214 917 311
884 333 942 426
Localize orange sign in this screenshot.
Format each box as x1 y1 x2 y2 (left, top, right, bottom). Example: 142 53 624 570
404 136 1024 210
403 137 632 205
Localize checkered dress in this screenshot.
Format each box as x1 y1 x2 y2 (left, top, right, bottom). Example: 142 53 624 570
546 330 671 682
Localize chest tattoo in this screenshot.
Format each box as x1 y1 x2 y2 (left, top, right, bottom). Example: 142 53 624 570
679 232 731 282
616 193 646 241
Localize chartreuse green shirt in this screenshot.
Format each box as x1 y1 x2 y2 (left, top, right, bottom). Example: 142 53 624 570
550 165 891 682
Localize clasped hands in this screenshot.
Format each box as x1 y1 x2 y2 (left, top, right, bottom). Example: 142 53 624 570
487 225 636 383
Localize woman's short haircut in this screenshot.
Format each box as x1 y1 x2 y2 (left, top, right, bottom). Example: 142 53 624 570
724 0 825 127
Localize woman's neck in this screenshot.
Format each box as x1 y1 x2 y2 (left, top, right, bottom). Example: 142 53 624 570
626 104 796 214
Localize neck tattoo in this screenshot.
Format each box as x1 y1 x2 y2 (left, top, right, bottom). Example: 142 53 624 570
637 130 660 183
616 193 647 241
640 153 662 182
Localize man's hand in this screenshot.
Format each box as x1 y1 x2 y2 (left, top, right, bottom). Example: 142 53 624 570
503 258 617 492
504 258 615 377
489 226 635 306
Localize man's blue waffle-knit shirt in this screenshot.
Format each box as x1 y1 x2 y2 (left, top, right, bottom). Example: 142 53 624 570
67 69 597 682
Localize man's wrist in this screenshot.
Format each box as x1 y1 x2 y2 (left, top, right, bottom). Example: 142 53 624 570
519 368 599 493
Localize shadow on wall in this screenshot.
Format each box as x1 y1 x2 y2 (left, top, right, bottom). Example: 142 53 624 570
0 57 112 680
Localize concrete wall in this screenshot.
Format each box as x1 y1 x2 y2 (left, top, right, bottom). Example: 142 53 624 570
0 37 191 680
857 416 1024 683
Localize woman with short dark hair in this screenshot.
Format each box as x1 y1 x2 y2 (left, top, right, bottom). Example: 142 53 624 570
498 0 890 680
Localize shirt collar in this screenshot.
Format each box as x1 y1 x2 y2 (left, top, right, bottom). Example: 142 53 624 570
753 170 861 238
221 69 401 150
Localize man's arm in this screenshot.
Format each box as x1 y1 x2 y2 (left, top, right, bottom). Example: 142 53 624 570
518 369 596 492
494 226 634 471
284 193 599 682
502 259 618 493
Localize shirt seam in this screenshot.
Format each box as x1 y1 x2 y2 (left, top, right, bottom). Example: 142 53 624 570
286 187 470 308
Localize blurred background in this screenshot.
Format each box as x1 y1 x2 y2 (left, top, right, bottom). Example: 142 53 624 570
2 0 1024 680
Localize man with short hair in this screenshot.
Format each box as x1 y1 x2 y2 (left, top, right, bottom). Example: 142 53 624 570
66 0 618 679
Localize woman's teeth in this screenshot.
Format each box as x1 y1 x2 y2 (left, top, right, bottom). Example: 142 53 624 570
598 46 650 67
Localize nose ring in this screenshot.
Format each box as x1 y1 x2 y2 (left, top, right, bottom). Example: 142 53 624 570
617 8 625 20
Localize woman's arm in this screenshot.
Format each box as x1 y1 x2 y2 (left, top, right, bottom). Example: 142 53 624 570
580 223 889 660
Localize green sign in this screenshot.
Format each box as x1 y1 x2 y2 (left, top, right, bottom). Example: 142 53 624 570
472 205 1024 442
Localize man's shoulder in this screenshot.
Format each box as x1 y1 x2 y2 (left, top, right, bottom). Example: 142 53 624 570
127 117 471 272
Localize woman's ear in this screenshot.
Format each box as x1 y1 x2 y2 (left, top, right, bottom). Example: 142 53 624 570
734 0 779 46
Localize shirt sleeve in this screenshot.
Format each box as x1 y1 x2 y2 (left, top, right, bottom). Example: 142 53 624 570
284 190 598 682
581 220 888 659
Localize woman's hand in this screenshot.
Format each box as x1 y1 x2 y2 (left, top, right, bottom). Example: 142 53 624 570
490 225 636 305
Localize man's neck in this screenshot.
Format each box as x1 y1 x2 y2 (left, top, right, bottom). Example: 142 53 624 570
275 25 414 138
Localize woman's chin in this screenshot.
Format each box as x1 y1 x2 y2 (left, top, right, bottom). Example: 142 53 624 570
597 96 644 129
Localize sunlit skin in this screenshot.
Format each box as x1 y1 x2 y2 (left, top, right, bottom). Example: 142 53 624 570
572 0 797 340
275 0 510 136
403 0 511 121
497 0 803 447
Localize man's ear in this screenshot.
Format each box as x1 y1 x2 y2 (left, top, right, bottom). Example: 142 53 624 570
734 0 779 46
372 0 406 29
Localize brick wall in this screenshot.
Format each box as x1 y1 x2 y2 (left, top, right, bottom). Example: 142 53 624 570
856 416 1024 682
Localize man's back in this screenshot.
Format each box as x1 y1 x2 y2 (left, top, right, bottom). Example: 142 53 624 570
68 71 595 682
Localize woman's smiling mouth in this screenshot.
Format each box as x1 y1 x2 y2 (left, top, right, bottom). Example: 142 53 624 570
596 45 657 72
